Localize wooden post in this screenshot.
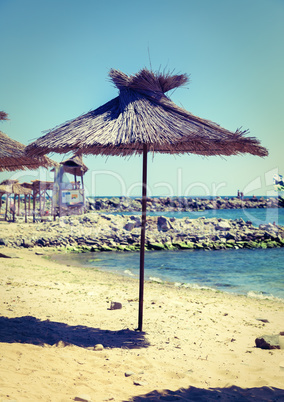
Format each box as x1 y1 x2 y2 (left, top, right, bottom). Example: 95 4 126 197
59 167 63 217
24 195 27 223
13 194 16 222
28 194 31 216
33 188 36 223
17 194 20 216
5 194 8 221
81 171 85 214
39 188 42 217
138 144 148 332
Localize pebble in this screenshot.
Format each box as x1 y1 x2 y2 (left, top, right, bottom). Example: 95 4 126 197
109 301 122 310
125 370 135 377
55 340 69 348
133 380 147 386
74 395 92 402
94 344 104 351
0 251 19 258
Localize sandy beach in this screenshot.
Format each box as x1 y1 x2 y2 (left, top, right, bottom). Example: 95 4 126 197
1 233 284 401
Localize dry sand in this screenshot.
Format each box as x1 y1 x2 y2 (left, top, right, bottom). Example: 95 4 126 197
0 241 284 401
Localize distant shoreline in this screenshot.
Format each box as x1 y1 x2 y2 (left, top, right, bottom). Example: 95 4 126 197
88 195 280 199
87 195 283 214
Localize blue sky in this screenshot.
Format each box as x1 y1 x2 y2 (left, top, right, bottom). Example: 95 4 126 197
1 0 283 197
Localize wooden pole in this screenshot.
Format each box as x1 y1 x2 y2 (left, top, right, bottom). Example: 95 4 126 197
17 194 20 216
12 194 16 222
59 167 63 217
24 195 27 223
39 188 42 217
43 188 46 215
81 171 85 214
5 194 8 221
33 189 36 223
138 144 148 332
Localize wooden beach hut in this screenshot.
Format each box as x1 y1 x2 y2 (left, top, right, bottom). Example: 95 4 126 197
0 179 32 222
0 112 57 221
26 67 268 330
21 180 54 222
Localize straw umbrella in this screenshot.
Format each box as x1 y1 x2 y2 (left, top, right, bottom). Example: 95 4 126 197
0 179 32 221
0 111 54 170
0 131 55 172
0 111 9 121
26 68 268 330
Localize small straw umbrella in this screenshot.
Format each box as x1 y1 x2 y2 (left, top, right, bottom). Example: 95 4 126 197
0 179 32 221
0 130 56 172
26 68 268 331
0 111 9 121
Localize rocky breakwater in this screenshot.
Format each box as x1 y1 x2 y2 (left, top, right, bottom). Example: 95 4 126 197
1 212 284 252
87 196 281 213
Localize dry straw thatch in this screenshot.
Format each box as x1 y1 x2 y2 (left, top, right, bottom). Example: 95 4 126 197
0 180 32 195
0 131 56 172
0 111 9 121
61 154 88 176
0 184 12 194
26 68 268 158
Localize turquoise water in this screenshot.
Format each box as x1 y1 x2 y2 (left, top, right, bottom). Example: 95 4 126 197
112 208 284 227
58 247 284 301
53 208 284 301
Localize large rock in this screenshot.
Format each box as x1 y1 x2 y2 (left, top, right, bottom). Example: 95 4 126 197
225 232 236 240
0 238 6 246
157 216 172 232
124 221 135 231
148 242 165 250
0 251 19 258
216 220 231 231
109 197 121 207
255 334 280 349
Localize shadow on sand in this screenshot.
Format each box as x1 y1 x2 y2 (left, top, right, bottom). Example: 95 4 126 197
126 385 284 401
0 315 149 349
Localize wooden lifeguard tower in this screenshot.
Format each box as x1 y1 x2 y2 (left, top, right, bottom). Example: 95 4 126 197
52 154 88 218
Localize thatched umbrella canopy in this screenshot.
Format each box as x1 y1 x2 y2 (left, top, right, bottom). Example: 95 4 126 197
0 179 18 193
61 154 88 176
0 179 32 222
0 184 12 194
0 131 56 172
26 68 268 331
26 69 268 158
0 180 32 196
0 111 9 121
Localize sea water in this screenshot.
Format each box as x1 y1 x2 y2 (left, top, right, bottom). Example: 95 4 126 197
58 247 284 301
53 208 284 301
110 207 284 227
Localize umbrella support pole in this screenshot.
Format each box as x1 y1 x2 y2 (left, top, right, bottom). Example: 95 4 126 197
138 144 148 332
